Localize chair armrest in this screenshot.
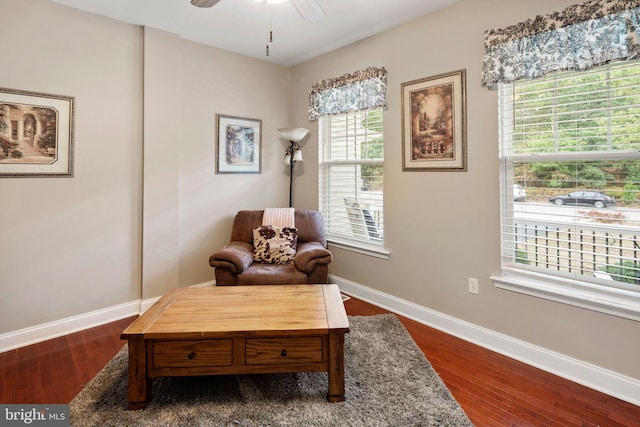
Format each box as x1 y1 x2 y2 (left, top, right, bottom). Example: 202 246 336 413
294 241 332 273
209 241 254 274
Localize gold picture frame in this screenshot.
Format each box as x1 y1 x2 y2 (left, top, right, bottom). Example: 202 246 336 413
0 87 75 177
401 69 466 171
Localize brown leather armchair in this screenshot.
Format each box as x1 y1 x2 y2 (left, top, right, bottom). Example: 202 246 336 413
209 210 332 285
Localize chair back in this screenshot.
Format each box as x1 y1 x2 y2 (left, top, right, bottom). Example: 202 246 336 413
230 210 327 247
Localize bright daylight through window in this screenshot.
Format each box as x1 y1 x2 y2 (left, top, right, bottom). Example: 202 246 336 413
496 61 640 320
319 108 386 257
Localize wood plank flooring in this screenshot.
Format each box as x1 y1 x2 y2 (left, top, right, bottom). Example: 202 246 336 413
1 296 639 426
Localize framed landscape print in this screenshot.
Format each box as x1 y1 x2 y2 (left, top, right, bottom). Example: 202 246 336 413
216 114 262 174
0 87 75 177
401 69 466 171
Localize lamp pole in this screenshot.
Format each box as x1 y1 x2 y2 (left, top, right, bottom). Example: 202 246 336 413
279 127 309 208
288 141 295 208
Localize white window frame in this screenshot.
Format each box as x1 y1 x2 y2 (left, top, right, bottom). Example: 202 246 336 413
492 63 640 321
319 108 389 259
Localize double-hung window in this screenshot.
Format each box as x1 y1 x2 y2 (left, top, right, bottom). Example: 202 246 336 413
319 108 385 254
495 61 640 320
483 0 640 320
308 67 388 258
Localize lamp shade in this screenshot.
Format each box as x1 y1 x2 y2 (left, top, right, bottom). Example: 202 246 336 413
278 127 309 142
293 149 303 162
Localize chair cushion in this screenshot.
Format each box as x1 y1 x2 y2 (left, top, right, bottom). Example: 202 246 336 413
236 263 308 285
253 225 298 264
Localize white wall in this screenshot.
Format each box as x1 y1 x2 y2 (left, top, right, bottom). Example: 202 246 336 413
290 0 640 381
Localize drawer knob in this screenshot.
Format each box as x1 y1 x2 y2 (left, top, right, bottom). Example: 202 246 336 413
188 352 196 360
280 349 287 357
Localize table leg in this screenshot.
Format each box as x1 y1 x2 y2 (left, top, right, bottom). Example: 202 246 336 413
126 339 152 410
327 333 346 402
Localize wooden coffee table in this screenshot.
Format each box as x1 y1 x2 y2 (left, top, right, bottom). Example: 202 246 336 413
120 284 350 409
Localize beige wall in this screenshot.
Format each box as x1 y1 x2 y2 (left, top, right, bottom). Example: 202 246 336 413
290 0 640 380
176 38 292 286
0 0 291 331
142 27 182 300
1 0 638 387
0 0 143 332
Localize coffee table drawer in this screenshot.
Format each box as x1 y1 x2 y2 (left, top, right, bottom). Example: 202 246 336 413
246 337 323 365
153 340 233 368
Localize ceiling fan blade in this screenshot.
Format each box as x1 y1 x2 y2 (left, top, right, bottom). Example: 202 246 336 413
290 0 325 22
190 0 221 8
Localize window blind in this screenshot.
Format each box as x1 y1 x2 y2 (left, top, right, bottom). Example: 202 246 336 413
499 61 640 292
319 108 384 247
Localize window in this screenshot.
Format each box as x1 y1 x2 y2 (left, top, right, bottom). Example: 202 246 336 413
319 108 386 257
496 61 640 320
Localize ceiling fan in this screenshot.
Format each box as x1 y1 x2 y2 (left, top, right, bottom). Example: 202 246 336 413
190 0 325 22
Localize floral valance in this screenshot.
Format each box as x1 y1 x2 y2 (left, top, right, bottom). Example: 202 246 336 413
482 0 640 90
308 67 387 120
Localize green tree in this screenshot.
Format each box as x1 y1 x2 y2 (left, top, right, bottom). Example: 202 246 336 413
511 64 640 198
359 109 383 189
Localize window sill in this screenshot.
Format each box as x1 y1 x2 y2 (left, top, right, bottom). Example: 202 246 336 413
327 238 390 259
491 268 640 322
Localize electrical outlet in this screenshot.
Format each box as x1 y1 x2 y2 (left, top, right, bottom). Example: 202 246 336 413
468 278 479 294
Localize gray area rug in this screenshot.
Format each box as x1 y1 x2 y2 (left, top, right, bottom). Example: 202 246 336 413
70 314 472 426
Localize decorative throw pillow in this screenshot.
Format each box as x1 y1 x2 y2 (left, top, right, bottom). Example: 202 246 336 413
253 225 298 264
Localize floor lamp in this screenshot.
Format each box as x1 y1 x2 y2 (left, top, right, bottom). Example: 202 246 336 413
279 127 310 208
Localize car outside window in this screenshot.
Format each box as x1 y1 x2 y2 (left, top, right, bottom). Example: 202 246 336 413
496 61 640 320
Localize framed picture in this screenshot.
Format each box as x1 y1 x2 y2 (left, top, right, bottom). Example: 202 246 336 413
216 114 261 174
0 87 74 177
401 69 466 171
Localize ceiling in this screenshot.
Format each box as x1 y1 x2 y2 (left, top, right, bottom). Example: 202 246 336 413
50 0 459 66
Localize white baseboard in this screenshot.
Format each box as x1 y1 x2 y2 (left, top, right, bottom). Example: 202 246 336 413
331 274 640 408
0 281 216 353
191 280 216 288
0 300 140 353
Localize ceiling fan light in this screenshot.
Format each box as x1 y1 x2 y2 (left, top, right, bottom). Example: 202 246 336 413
190 0 221 8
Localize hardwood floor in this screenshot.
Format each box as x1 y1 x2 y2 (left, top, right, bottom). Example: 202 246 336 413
1 297 639 426
0 316 135 405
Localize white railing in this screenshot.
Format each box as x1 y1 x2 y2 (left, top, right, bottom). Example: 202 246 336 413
511 219 640 285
